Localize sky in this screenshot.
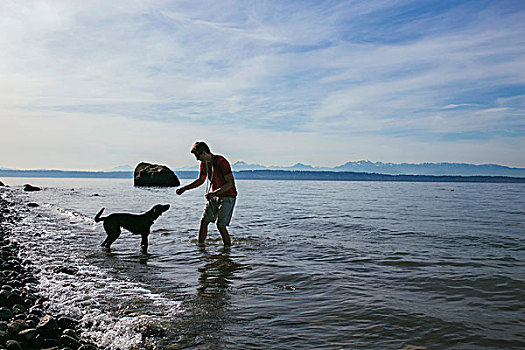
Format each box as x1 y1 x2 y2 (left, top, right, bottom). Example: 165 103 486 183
1 0 524 170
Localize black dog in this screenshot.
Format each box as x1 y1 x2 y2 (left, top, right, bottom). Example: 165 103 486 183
95 204 170 253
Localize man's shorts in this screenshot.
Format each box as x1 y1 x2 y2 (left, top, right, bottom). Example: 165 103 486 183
202 196 236 226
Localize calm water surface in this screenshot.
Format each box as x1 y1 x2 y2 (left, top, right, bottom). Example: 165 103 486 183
1 178 524 349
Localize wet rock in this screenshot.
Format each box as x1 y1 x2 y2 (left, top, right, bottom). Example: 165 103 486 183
63 328 78 339
22 275 38 284
0 307 13 321
0 329 8 343
60 334 80 349
27 203 39 208
24 292 37 304
58 316 78 330
18 327 37 342
11 304 27 316
28 307 44 317
7 319 29 336
5 339 22 350
36 315 60 338
23 184 41 192
6 261 21 273
6 293 24 307
41 337 60 348
78 344 98 350
0 294 8 307
25 318 36 329
134 162 180 187
54 266 79 276
35 296 48 306
8 280 21 288
0 180 4 187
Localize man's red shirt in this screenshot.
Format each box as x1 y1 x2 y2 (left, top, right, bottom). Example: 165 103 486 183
199 154 237 197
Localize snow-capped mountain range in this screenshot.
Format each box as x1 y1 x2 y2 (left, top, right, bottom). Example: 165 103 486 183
176 160 525 177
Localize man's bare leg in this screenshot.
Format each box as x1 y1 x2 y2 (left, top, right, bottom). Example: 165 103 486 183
217 224 231 246
199 220 210 244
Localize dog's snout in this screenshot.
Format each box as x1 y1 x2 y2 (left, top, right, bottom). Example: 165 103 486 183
156 204 170 214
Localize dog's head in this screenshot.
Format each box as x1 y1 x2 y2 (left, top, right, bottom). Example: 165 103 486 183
151 204 170 219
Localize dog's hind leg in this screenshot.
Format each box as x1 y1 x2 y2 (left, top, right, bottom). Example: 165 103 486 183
102 222 121 249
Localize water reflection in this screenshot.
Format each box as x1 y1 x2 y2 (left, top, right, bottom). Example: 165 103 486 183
166 246 242 349
197 245 238 302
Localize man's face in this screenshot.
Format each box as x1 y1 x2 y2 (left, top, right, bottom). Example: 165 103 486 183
193 151 202 161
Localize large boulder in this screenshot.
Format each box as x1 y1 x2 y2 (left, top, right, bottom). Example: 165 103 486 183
0 180 4 186
134 162 180 187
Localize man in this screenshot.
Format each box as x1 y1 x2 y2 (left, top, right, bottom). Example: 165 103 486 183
176 141 237 246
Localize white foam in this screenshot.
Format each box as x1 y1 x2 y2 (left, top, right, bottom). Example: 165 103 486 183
53 205 95 224
12 201 183 349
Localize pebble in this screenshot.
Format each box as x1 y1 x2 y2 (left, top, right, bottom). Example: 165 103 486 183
0 308 13 321
18 328 37 342
79 345 98 350
6 293 24 307
5 339 22 350
36 315 60 338
60 333 80 348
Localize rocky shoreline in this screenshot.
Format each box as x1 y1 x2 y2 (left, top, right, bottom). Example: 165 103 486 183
0 191 100 350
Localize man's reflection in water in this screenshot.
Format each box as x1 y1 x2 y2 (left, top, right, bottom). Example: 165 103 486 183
175 245 243 348
197 245 240 302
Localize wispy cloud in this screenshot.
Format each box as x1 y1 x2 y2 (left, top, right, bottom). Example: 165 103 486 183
0 0 524 169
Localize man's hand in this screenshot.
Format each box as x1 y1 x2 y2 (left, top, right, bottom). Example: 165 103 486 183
205 192 217 200
176 188 185 195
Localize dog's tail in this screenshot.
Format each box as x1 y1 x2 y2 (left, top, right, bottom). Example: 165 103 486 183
94 208 105 222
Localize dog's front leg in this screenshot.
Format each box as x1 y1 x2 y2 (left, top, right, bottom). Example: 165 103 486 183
141 233 149 254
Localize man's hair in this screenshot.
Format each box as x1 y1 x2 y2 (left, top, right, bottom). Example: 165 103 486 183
191 141 211 155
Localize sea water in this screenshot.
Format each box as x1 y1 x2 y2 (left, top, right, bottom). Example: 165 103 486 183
1 178 524 349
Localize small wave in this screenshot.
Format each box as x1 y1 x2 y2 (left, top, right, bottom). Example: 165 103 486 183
22 248 183 349
390 231 424 236
49 205 95 224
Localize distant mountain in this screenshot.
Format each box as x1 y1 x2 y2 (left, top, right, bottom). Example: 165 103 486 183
333 161 525 177
230 161 268 170
231 161 318 171
281 163 316 171
105 165 134 172
224 160 525 177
